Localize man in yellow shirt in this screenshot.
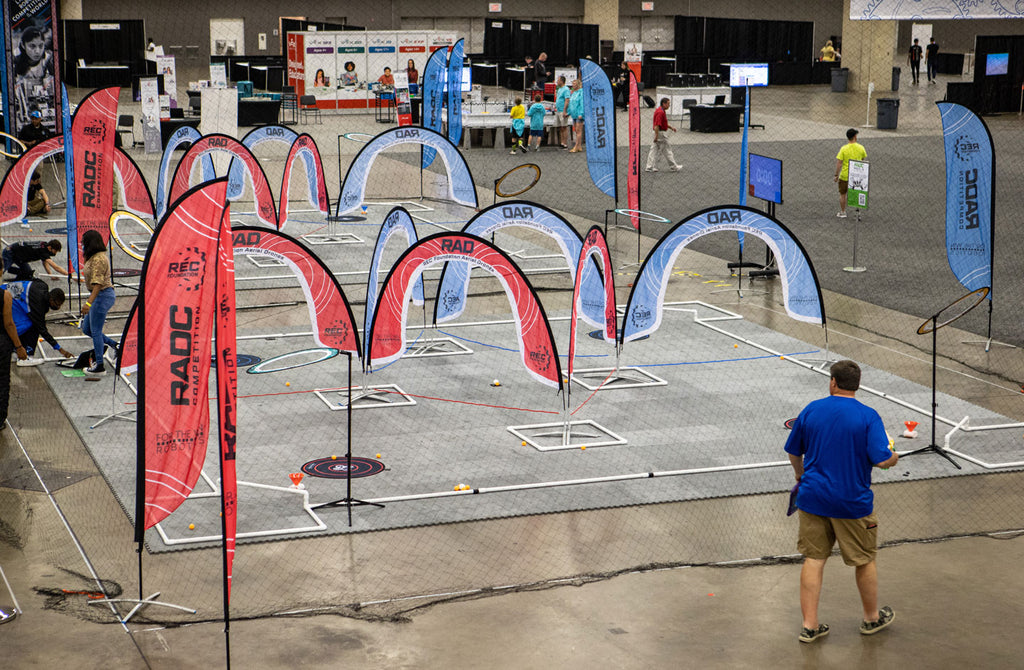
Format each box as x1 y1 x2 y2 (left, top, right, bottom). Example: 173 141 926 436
834 128 866 218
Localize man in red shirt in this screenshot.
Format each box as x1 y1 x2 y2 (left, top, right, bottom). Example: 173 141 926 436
645 98 681 172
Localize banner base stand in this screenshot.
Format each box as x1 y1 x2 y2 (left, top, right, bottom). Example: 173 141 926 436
961 337 1016 353
314 384 417 411
88 592 196 624
303 233 362 246
508 420 628 452
842 266 867 273
570 366 667 391
404 337 473 359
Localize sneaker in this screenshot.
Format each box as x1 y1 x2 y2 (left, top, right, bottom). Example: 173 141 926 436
520 144 529 153
799 623 829 643
16 357 45 367
645 167 658 172
837 211 847 218
670 165 681 171
510 149 518 155
860 606 895 635
85 362 106 376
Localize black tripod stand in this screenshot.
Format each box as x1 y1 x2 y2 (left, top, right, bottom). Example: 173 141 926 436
902 287 989 470
310 351 384 526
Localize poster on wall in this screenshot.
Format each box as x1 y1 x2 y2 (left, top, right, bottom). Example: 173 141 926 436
335 31 367 106
3 0 61 135
156 54 177 107
367 33 397 88
430 32 456 53
304 33 336 103
140 77 162 153
397 33 427 91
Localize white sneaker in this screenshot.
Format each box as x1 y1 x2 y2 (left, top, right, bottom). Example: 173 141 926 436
836 211 847 218
670 165 681 171
16 357 45 367
645 167 658 172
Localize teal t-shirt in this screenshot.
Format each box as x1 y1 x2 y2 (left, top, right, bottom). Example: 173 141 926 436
555 85 570 113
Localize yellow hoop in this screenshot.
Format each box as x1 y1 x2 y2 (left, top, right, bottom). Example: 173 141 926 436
0 132 27 159
916 286 990 334
494 163 541 198
109 210 155 262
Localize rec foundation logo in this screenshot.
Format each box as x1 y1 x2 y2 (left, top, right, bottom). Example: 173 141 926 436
953 134 981 162
528 346 552 372
167 246 207 291
82 119 106 144
629 304 653 329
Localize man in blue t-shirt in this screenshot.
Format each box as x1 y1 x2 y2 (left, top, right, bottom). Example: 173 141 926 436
784 360 898 643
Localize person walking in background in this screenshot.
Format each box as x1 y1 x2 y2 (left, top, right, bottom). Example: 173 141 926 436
925 37 939 84
554 75 571 149
785 360 898 643
79 230 118 376
820 40 838 62
509 97 527 154
526 93 547 151
568 78 585 153
834 127 866 218
0 284 30 428
908 38 923 85
645 98 681 172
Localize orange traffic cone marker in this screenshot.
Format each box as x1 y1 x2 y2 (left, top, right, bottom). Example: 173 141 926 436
903 421 919 438
289 472 305 488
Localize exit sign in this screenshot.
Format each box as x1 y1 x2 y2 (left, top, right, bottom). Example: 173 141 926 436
489 2 502 11
642 1 654 10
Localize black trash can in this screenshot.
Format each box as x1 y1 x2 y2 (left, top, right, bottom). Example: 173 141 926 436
831 67 850 92
877 98 900 129
891 66 901 91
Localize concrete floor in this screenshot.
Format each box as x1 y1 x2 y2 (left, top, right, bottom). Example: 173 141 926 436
3 68 1024 668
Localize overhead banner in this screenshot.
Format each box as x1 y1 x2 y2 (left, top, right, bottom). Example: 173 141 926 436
61 84 76 270
2 0 61 135
568 227 616 378
229 125 298 200
851 1 1024 19
627 72 640 230
231 226 360 353
622 206 825 343
364 207 425 363
369 233 563 390
169 134 278 228
420 47 448 169
579 59 616 200
938 102 994 297
278 133 331 226
446 39 464 147
72 87 120 245
434 201 606 328
156 124 216 220
336 126 477 215
112 148 156 218
0 135 62 226
213 210 238 601
135 180 230 538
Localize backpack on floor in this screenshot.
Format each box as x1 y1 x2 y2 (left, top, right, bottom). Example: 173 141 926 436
643 95 656 108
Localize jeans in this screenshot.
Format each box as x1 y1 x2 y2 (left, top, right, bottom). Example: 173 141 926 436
81 287 118 366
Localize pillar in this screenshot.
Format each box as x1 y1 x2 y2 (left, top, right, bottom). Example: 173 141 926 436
841 0 899 92
584 0 618 52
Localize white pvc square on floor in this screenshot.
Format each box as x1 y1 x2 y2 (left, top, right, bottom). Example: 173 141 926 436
507 419 629 451
313 384 417 411
570 366 668 391
403 337 473 358
303 233 363 246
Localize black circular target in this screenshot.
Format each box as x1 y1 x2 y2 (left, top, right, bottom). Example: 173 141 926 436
326 215 366 223
46 227 68 235
112 268 142 277
302 456 385 479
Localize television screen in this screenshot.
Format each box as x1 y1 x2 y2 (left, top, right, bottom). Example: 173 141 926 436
748 153 783 204
985 52 1009 76
729 63 769 87
441 66 473 92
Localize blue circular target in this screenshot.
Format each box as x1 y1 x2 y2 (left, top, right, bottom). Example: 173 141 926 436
302 456 385 479
211 353 262 367
46 227 68 235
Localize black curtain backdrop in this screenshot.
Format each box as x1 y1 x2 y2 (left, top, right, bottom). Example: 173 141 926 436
972 35 1024 114
61 19 146 78
674 16 812 63
484 18 598 66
